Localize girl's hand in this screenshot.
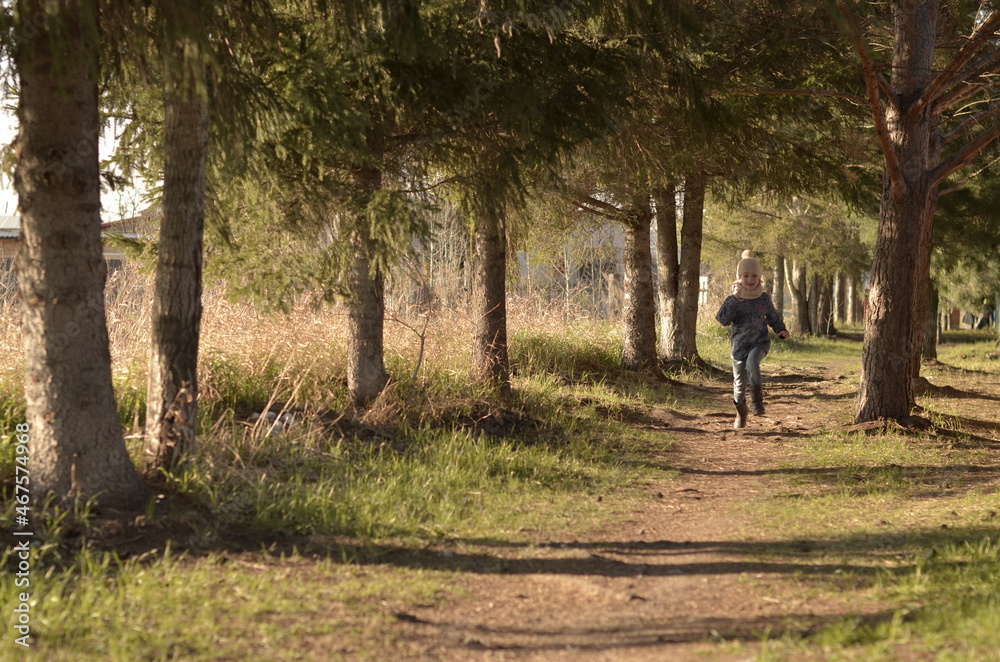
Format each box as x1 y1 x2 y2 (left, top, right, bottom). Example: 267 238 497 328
777 330 790 339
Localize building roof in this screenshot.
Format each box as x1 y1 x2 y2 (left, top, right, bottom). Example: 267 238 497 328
0 214 19 239
0 208 160 241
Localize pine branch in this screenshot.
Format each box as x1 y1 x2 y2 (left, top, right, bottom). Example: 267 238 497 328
939 153 1000 196
941 99 1000 146
919 12 1000 116
835 0 900 184
727 87 868 107
573 194 625 221
931 121 1000 189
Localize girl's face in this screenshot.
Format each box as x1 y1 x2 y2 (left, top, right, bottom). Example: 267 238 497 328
739 272 760 289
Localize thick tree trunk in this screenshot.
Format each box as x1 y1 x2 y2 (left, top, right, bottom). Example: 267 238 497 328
787 259 810 335
15 0 148 509
674 173 706 362
855 0 940 422
621 198 658 372
857 184 936 420
143 81 209 473
654 187 679 358
472 209 509 389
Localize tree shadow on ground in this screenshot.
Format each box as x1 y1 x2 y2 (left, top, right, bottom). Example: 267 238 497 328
396 609 899 652
249 525 998 590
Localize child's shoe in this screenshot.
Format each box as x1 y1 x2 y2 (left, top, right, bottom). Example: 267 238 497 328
750 385 765 415
734 400 748 429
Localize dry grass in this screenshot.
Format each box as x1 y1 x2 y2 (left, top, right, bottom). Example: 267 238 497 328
0 262 633 420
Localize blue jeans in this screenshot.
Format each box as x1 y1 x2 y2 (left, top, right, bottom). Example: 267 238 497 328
732 346 768 404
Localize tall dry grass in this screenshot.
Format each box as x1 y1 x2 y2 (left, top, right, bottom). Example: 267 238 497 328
0 259 635 420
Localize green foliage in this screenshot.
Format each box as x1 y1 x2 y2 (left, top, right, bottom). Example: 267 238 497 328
703 194 875 281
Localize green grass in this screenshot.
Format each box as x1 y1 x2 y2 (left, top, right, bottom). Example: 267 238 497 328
745 367 1000 661
0 545 452 662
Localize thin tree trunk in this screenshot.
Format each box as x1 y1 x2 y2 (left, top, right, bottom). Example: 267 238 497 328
787 259 810 335
472 209 509 389
922 282 938 361
347 155 389 406
834 271 847 323
772 256 785 319
675 172 706 362
816 276 834 336
15 0 148 509
808 273 820 334
654 186 679 358
143 76 209 473
847 275 862 324
347 230 389 405
621 197 658 372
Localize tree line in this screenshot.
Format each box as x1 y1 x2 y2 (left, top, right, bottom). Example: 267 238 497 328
4 0 1000 512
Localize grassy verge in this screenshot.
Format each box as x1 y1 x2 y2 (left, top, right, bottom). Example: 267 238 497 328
742 331 1000 661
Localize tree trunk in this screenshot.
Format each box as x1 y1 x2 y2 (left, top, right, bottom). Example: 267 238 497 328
621 197 658 372
654 186 679 358
772 255 785 319
855 0 940 422
472 209 509 389
143 77 209 474
922 282 938 361
14 0 148 510
816 276 834 336
787 259 810 335
347 157 389 406
347 230 389 406
847 275 862 324
857 183 936 420
834 271 847 323
674 173 706 362
808 273 820 334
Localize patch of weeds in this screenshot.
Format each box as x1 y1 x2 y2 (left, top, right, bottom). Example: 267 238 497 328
112 365 146 430
509 327 623 383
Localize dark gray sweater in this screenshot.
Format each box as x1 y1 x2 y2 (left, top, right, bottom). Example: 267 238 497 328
715 292 787 361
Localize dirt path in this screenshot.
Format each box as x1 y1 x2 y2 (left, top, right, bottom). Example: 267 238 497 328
378 368 888 661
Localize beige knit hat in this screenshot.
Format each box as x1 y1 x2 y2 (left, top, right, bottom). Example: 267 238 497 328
736 250 761 278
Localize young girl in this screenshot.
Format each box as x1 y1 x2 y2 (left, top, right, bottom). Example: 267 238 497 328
715 250 790 429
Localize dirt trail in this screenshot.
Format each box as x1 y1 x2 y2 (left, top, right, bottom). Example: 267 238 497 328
381 368 885 661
